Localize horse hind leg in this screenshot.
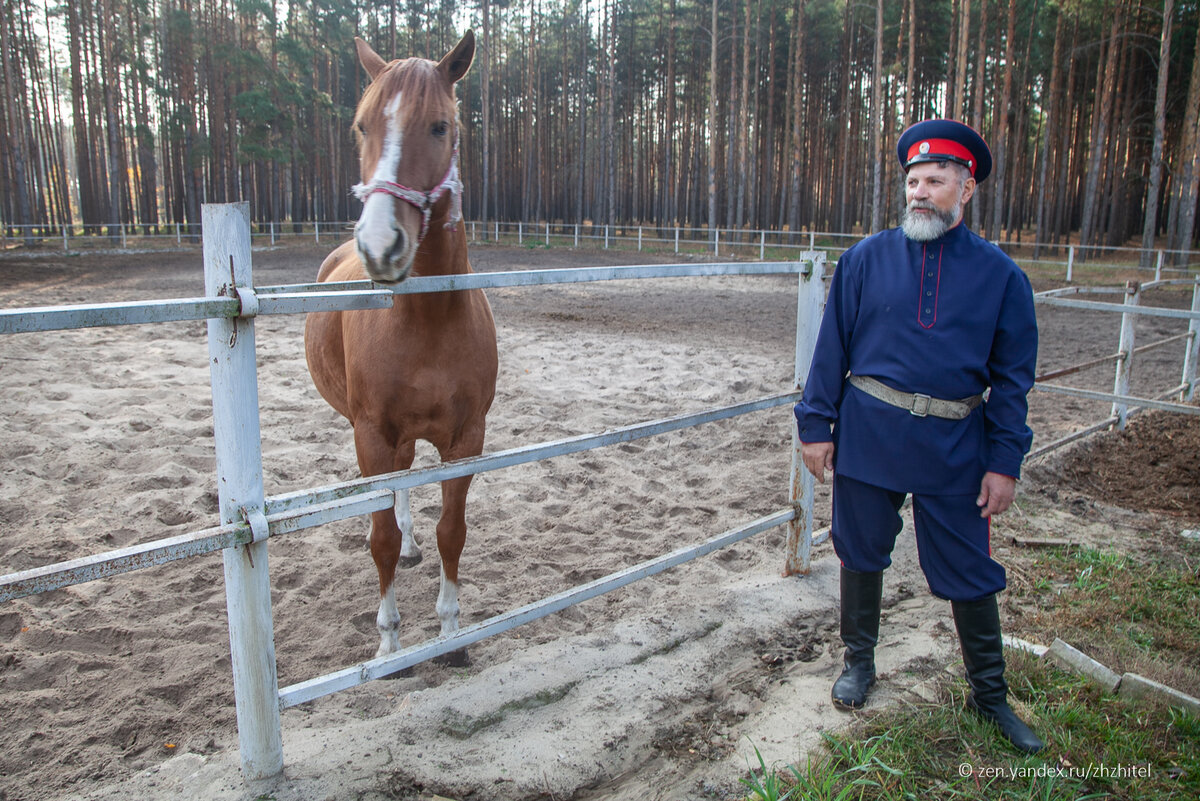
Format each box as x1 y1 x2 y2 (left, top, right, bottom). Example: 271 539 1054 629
395 488 422 568
433 473 473 667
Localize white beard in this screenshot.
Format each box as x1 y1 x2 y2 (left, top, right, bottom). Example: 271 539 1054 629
902 199 961 242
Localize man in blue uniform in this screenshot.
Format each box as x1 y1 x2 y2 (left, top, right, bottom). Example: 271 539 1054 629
794 119 1043 753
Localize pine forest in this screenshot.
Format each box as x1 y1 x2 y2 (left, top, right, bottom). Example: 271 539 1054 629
1 0 1198 256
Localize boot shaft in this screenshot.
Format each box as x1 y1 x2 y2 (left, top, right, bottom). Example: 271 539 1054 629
840 567 883 661
952 595 1007 704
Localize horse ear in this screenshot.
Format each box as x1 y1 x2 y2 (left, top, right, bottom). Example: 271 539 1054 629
355 37 388 81
437 30 475 85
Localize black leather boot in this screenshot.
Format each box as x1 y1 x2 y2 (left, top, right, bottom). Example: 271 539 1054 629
831 567 883 710
952 595 1045 754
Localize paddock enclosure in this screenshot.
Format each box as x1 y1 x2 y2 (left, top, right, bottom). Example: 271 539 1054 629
1 203 828 792
1 207 1197 800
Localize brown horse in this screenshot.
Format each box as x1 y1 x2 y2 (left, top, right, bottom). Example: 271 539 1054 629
304 32 497 664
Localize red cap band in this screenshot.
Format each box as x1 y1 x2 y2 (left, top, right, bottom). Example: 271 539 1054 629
905 138 976 174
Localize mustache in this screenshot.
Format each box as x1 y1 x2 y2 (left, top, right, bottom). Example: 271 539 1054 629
907 200 939 212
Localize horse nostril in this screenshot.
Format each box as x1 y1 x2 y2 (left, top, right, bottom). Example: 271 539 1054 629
386 230 408 264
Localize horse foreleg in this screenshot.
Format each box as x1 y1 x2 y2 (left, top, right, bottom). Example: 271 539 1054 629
358 428 416 658
369 504 403 657
434 474 473 667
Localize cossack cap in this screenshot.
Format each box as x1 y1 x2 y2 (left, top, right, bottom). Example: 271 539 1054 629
896 119 992 183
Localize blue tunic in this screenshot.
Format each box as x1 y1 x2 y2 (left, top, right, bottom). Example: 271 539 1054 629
794 223 1038 496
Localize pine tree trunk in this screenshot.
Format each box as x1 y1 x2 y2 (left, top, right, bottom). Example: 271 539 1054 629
735 0 752 232
869 0 884 233
0 9 35 243
707 0 718 241
1139 0 1173 268
1080 0 1124 256
952 0 970 120
787 0 808 231
1035 9 1065 257
99 0 122 240
1168 13 1200 259
480 0 491 225
969 0 988 232
989 0 1016 241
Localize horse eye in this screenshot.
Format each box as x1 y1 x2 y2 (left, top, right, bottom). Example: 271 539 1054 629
432 121 449 138
355 122 367 137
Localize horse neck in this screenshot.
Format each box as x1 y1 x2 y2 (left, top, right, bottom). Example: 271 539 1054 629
393 219 472 320
409 218 470 277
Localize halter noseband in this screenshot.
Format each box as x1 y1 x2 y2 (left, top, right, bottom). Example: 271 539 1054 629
352 128 463 243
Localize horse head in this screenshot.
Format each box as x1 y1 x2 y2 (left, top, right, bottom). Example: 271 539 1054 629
351 32 474 283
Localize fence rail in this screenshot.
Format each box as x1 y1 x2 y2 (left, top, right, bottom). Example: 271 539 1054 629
0 202 826 782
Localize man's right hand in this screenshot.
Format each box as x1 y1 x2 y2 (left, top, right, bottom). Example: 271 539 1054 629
801 441 835 483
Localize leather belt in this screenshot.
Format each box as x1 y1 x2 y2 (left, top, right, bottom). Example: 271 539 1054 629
848 374 984 420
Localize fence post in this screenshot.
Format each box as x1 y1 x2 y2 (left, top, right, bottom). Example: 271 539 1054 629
63 227 69 252
575 223 579 248
545 221 550 247
675 227 680 253
1111 281 1139 430
1183 277 1200 402
518 221 523 245
202 202 283 782
786 252 825 576
1155 250 1164 281
605 225 610 249
638 227 643 251
759 230 766 261
714 229 720 257
1066 246 1075 282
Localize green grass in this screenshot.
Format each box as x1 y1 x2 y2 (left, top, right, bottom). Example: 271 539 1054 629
740 548 1200 801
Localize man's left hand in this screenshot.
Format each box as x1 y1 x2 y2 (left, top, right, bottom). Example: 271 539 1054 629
976 472 1017 518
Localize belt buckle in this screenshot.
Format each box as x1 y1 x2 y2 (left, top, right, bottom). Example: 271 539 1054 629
910 393 932 417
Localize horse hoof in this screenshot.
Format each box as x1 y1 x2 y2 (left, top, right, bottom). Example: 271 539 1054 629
435 648 470 668
397 553 423 569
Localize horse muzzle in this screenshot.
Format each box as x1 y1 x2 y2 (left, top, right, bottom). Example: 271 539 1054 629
354 203 417 284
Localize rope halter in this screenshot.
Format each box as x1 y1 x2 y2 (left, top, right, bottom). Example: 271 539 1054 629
351 127 463 243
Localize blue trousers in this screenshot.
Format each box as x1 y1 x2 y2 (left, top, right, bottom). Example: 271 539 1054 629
831 473 1006 602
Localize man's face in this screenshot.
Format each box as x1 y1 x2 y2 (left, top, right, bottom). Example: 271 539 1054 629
901 162 976 241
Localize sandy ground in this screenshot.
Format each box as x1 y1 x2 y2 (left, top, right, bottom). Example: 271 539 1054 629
0 240 1196 801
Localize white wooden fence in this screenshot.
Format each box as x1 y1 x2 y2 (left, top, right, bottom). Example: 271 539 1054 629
1029 278 1200 460
0 202 826 780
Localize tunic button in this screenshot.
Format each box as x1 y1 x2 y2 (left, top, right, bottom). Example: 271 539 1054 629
925 290 933 296
926 271 934 277
924 307 932 314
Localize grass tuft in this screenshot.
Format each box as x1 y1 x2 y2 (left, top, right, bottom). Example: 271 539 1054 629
738 547 1200 800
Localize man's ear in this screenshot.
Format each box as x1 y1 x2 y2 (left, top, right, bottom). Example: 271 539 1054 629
960 176 977 205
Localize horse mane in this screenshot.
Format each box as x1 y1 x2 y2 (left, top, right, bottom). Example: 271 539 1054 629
354 58 457 135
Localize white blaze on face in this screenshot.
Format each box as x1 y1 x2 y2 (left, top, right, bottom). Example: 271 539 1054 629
355 91 408 267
